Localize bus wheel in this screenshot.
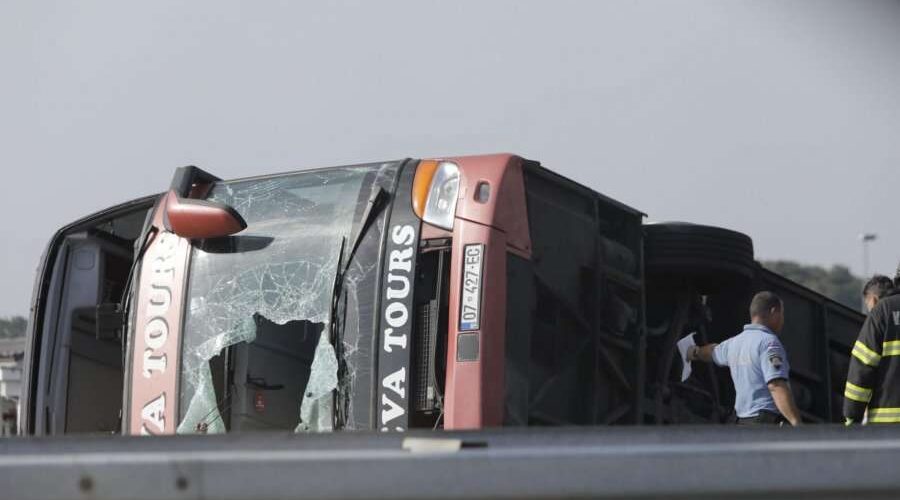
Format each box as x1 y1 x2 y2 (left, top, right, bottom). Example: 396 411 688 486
643 222 756 293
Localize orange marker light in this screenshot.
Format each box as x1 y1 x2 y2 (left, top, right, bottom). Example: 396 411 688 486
411 159 461 231
412 160 440 218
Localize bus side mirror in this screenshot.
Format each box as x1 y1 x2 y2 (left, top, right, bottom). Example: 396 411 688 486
162 165 247 239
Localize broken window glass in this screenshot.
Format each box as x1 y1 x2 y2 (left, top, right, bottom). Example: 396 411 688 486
176 166 389 434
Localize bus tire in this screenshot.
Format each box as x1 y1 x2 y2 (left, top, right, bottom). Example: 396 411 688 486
644 222 756 293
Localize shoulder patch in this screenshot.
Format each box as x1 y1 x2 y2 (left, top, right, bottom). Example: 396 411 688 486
769 354 783 370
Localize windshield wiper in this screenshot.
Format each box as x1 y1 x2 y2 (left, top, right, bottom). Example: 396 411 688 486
342 186 389 277
330 186 388 429
121 225 159 310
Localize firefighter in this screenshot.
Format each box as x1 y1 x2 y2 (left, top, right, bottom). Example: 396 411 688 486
844 273 900 424
861 275 894 313
688 291 802 426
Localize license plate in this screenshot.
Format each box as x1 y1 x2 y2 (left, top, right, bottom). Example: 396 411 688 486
459 244 484 331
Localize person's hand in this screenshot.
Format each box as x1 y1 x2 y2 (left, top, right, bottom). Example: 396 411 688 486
686 345 699 362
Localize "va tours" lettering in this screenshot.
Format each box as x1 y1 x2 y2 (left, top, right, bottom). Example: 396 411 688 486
380 224 415 431
139 231 179 435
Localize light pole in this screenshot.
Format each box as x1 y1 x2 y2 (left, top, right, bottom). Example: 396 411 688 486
860 233 877 312
860 233 877 277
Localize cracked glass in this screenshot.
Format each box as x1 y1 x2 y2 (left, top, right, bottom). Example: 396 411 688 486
176 164 395 434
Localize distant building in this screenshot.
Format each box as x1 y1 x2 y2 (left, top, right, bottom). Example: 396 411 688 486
0 338 25 436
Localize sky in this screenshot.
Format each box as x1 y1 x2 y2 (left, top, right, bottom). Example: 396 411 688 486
1 0 899 317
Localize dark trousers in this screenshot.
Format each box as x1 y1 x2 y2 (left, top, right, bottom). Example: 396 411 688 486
736 410 786 425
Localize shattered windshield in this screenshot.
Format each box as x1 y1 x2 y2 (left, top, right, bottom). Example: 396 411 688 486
177 165 393 434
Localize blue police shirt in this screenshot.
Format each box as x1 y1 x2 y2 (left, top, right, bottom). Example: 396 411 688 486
712 324 791 419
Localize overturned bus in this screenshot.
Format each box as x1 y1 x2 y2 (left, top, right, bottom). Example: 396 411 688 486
19 154 865 436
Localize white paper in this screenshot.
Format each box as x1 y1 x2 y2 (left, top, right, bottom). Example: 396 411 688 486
676 332 697 382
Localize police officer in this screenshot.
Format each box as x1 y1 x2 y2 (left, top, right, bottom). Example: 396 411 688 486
688 291 802 426
844 270 900 424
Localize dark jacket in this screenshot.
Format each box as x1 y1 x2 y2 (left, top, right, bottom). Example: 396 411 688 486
844 289 900 423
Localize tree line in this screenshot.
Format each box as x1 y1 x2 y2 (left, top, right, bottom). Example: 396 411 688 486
0 316 26 339
762 260 864 310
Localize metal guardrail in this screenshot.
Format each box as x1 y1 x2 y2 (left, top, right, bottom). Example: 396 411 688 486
3 425 900 499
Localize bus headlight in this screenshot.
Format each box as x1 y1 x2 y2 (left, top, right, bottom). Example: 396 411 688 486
412 160 460 231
